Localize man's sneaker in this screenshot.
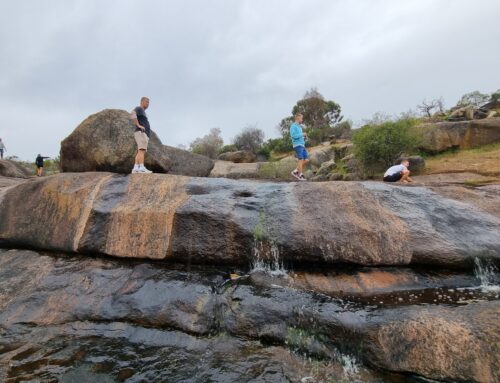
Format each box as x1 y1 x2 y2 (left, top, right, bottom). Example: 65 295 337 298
298 174 307 181
291 169 300 180
131 168 140 174
139 166 153 174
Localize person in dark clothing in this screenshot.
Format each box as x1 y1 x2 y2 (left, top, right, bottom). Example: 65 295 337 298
35 154 49 176
0 138 6 159
130 96 153 173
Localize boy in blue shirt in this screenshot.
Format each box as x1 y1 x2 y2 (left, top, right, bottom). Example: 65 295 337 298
290 113 309 180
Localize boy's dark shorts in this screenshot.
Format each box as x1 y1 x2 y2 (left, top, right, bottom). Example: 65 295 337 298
383 172 403 182
293 145 309 160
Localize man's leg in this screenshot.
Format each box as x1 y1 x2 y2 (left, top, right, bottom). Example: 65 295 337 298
135 149 145 165
297 159 304 174
400 171 412 183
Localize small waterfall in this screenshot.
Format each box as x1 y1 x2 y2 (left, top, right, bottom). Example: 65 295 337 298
251 240 287 276
474 257 500 292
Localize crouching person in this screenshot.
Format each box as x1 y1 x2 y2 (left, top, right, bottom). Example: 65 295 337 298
383 159 412 183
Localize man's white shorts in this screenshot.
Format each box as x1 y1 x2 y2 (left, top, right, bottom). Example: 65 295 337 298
134 131 149 150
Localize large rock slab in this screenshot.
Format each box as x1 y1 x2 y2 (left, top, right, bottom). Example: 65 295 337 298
0 249 498 382
209 160 261 178
416 117 500 153
0 159 32 178
0 174 499 267
364 302 500 383
60 109 214 176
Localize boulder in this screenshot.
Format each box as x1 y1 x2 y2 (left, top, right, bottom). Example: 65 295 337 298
0 160 32 178
60 109 214 176
209 160 261 179
308 146 335 168
217 150 256 163
448 106 475 121
364 302 500 383
415 117 500 153
332 143 353 161
316 159 337 176
328 173 344 181
0 173 499 268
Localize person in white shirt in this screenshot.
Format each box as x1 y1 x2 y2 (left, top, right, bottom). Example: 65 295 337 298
383 159 412 183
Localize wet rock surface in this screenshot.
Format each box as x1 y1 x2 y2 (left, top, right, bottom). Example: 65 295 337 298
60 109 214 176
1 174 499 268
0 249 498 382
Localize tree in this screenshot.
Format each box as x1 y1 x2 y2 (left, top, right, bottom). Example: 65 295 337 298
331 119 352 139
189 128 224 159
353 118 421 174
292 88 343 130
457 91 489 107
489 90 500 102
361 111 392 126
233 125 265 154
417 97 444 117
277 88 343 145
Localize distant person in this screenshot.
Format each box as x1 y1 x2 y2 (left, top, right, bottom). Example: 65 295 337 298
383 159 413 183
0 138 6 159
35 154 50 176
290 113 309 181
130 97 153 174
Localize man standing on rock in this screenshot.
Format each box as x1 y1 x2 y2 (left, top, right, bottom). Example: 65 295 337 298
0 138 6 159
290 113 309 181
383 159 413 183
130 97 153 174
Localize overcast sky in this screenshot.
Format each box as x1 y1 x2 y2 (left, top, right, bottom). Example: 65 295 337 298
1 0 499 160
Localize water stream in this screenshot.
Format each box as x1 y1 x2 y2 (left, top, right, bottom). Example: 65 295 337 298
0 249 498 382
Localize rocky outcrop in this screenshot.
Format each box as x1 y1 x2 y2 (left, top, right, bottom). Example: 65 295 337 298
217 150 256 163
0 173 499 268
364 302 500 383
1 249 497 382
416 117 500 153
209 160 261 178
60 109 214 176
0 159 32 178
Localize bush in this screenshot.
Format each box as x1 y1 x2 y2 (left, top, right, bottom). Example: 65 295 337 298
190 128 224 159
260 136 293 157
219 144 237 154
352 118 421 174
233 126 265 153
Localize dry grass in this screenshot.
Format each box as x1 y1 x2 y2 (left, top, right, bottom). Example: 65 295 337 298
424 142 500 176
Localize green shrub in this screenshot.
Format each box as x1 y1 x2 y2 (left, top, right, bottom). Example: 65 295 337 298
260 136 293 156
352 118 421 174
219 144 237 154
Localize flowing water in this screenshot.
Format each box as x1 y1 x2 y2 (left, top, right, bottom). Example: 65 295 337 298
0 249 498 382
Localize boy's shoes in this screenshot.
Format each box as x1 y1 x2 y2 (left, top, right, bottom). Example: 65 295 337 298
291 169 300 180
298 174 307 181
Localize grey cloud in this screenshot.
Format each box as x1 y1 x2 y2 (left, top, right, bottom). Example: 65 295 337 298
0 0 499 160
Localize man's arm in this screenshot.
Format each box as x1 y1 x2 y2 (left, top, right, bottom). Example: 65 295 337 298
290 125 303 140
130 109 145 131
